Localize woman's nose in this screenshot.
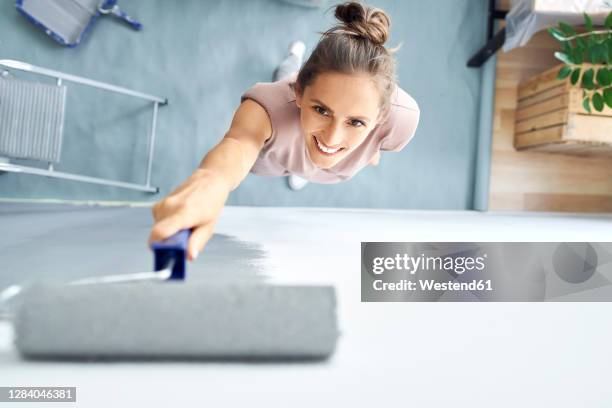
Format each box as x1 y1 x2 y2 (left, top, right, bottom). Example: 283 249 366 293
324 120 344 146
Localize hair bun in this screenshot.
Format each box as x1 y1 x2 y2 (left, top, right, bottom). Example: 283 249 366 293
334 2 390 46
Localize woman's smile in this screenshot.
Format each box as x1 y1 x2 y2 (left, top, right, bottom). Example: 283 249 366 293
313 135 345 156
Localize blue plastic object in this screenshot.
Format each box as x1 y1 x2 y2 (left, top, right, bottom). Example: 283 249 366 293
150 229 192 281
15 0 142 48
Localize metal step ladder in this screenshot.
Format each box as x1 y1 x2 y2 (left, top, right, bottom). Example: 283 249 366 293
0 59 167 193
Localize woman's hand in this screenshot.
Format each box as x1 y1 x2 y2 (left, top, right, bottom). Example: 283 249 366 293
148 168 230 261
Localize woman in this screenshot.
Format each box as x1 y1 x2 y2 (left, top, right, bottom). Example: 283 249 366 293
149 1 420 260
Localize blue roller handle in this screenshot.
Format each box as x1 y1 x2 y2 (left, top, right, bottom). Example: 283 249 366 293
150 229 192 280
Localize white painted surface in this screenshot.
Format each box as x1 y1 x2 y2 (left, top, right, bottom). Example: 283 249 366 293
1 207 611 407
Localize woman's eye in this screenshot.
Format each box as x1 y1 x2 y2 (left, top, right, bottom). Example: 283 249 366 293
313 106 328 116
349 119 365 128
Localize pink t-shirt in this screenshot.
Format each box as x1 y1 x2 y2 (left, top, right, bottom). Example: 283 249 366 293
241 74 420 184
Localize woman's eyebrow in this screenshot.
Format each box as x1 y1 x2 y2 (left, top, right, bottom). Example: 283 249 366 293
311 99 334 113
311 98 370 122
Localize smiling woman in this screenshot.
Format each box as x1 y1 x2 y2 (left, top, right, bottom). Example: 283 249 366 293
242 2 420 181
243 70 418 182
149 1 420 260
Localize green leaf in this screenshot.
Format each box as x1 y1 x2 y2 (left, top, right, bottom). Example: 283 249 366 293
582 68 595 89
559 21 576 36
606 11 612 29
584 12 593 31
562 41 572 56
548 27 566 41
571 68 581 85
587 32 596 47
588 46 598 63
554 51 573 65
583 96 592 113
596 67 610 87
589 44 605 64
576 37 587 49
592 92 604 112
572 47 584 64
557 66 572 80
604 88 612 109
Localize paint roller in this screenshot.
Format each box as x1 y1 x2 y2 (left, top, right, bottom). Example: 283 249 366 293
2 230 338 360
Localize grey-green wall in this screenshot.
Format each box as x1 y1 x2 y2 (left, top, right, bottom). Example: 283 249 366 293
0 0 487 209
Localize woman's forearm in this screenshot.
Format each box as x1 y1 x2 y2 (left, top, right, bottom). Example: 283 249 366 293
197 133 259 192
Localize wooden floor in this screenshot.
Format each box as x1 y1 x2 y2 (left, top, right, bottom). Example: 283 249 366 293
488 2 612 212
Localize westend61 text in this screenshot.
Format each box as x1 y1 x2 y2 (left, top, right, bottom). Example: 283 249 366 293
372 279 493 292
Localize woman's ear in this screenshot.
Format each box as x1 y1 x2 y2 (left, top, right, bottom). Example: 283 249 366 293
293 83 303 108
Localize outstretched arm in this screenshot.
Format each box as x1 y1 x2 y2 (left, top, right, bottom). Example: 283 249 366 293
148 99 271 260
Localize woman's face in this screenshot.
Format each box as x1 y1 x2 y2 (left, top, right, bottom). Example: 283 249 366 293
295 72 381 169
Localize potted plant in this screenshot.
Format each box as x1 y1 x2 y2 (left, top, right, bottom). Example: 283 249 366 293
548 11 612 113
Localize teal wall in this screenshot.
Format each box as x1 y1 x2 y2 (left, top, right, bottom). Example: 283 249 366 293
0 0 488 209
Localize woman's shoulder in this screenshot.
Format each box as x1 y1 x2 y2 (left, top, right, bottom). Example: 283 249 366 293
239 75 300 148
240 75 297 111
379 86 421 152
391 85 420 114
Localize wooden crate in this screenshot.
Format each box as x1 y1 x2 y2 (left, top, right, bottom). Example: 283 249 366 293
514 64 612 157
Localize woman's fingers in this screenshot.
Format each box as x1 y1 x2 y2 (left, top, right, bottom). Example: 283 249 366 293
151 202 160 221
151 197 178 222
187 222 216 261
148 213 189 246
148 170 226 259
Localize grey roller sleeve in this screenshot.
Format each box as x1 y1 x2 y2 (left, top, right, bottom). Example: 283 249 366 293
14 283 338 360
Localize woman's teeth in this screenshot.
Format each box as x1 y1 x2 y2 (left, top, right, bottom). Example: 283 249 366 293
315 137 343 155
